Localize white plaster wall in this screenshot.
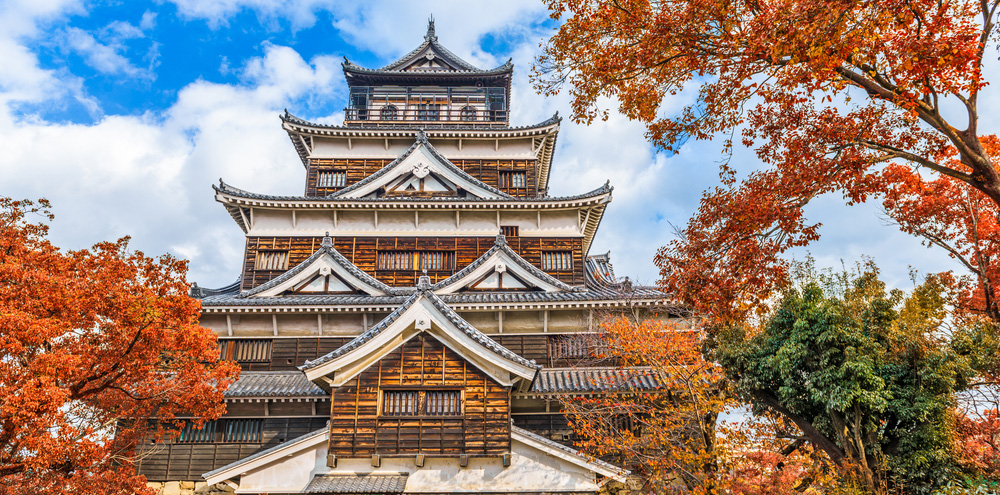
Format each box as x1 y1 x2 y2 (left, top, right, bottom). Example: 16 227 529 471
235 438 599 493
250 209 294 232
237 442 327 494
337 211 376 230
294 210 336 232
539 210 581 233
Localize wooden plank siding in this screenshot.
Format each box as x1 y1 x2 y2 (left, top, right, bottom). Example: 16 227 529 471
306 158 538 198
328 334 511 458
241 236 585 290
136 417 328 481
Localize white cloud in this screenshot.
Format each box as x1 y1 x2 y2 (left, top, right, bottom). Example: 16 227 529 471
60 27 152 79
3 0 998 292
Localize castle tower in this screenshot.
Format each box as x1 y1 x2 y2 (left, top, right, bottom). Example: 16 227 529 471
140 20 669 494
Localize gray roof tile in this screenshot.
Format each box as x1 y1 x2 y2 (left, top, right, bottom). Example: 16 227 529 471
214 174 609 204
305 473 408 494
281 110 560 132
224 371 325 398
528 367 668 395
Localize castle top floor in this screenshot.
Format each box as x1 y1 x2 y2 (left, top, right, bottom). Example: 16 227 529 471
342 18 512 128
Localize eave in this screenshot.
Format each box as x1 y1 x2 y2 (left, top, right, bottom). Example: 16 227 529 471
198 296 677 314
213 181 611 253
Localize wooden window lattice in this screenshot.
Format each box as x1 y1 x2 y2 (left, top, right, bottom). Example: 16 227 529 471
255 251 288 271
541 251 573 271
381 390 461 416
551 334 590 359
382 390 418 416
220 339 272 363
317 170 346 188
377 251 454 271
500 226 519 237
425 391 461 416
177 419 262 443
499 171 526 189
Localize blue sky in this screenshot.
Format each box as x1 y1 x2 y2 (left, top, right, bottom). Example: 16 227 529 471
1 0 990 290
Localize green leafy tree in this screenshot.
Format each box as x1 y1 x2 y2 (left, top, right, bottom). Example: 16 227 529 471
712 262 992 493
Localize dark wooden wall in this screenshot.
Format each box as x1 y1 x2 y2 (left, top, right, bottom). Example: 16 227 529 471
306 158 538 198
328 334 510 458
241 236 585 290
222 335 607 372
136 417 328 481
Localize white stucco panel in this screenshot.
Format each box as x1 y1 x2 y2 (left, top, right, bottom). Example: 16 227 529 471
234 437 600 493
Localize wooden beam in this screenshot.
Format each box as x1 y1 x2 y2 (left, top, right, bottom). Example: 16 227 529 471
347 137 353 150
317 313 323 336
226 314 233 336
272 314 278 336
292 210 297 228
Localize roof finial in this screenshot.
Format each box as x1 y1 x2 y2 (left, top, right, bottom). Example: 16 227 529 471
496 230 506 247
415 129 428 143
322 232 332 248
425 15 437 41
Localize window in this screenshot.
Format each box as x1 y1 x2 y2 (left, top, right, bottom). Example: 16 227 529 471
417 103 440 121
177 419 262 443
381 104 398 120
499 171 526 189
255 251 288 270
177 420 216 443
381 390 461 416
487 87 506 121
220 339 272 363
317 170 346 188
224 419 263 443
460 105 477 121
500 226 519 237
541 251 573 271
550 334 593 359
382 390 418 416
377 251 455 271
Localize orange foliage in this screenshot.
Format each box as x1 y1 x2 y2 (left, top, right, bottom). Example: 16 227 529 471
536 0 1000 324
563 315 831 493
0 198 239 495
955 409 1000 478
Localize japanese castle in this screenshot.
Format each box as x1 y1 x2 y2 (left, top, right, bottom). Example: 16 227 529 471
140 19 669 495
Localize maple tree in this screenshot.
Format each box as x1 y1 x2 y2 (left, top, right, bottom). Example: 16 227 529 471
563 314 836 493
0 198 239 495
535 0 1000 323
